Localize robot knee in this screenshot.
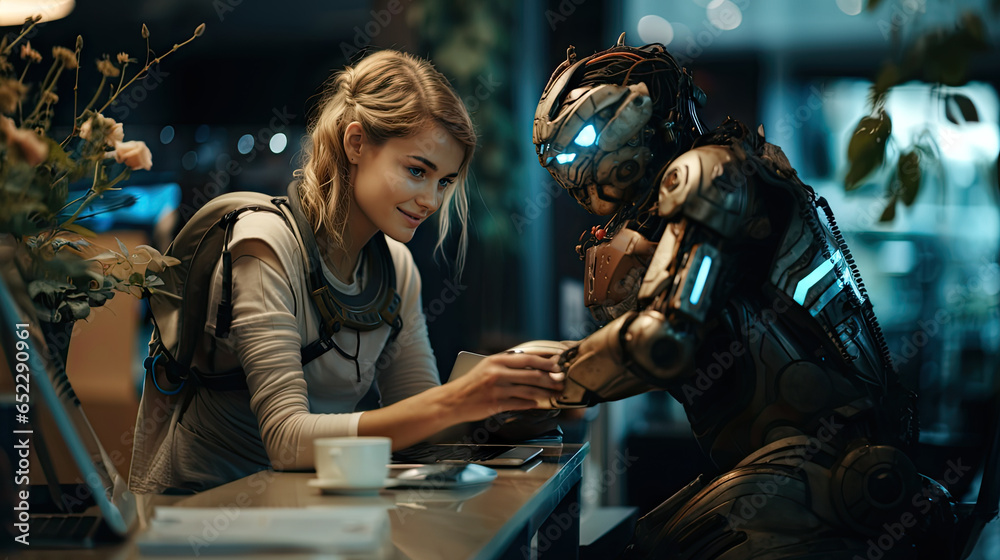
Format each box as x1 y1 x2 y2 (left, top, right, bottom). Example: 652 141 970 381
830 444 923 536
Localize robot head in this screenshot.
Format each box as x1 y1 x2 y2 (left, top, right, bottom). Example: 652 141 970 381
533 35 705 215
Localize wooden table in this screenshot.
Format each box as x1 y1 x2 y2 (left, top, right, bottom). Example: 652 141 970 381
11 443 589 559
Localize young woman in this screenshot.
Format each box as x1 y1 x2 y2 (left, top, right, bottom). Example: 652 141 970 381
130 50 564 493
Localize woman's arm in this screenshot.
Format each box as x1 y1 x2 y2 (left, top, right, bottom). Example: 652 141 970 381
358 352 564 449
229 232 563 460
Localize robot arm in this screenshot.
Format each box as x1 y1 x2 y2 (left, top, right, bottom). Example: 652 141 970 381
554 145 768 407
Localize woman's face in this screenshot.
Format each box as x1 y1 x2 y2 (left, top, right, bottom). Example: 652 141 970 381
350 124 464 244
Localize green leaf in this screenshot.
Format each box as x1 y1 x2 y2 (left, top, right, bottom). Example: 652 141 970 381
62 223 98 238
117 238 129 257
897 151 921 206
87 250 120 261
874 64 901 97
66 296 91 320
845 110 892 190
879 196 897 222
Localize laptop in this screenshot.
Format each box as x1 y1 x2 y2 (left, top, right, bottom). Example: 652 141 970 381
0 278 137 548
391 348 563 466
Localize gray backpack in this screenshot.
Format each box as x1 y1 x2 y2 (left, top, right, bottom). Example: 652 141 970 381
143 183 402 394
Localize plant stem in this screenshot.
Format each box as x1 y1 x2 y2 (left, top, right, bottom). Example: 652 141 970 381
64 46 83 144
53 162 102 237
113 62 128 102
2 19 41 56
78 75 107 123
57 192 89 214
97 33 198 115
38 59 60 97
25 62 65 128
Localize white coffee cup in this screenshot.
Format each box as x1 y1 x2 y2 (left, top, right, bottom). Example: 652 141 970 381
314 437 391 487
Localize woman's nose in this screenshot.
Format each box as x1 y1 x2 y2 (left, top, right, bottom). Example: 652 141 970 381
415 182 438 211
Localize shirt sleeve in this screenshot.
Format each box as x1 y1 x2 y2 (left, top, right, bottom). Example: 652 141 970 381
373 240 441 406
224 222 363 471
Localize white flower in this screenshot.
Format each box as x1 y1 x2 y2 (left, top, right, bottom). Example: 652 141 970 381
110 140 152 170
79 113 124 147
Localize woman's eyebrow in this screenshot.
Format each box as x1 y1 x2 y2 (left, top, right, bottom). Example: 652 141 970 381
408 155 438 171
409 155 459 178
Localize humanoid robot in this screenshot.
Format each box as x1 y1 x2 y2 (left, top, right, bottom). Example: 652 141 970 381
533 35 998 559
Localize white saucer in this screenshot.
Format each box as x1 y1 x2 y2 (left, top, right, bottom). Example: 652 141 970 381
307 478 397 495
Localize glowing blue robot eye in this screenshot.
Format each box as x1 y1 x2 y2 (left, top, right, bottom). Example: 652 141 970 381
555 153 576 164
573 124 597 147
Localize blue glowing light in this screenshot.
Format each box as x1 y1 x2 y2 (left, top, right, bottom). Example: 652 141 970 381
555 153 577 164
689 255 713 305
573 124 597 147
793 256 836 305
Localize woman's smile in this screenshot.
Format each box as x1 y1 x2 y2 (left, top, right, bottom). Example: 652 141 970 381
397 207 425 228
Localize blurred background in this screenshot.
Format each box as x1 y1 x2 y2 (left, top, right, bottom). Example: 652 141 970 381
19 0 1000 555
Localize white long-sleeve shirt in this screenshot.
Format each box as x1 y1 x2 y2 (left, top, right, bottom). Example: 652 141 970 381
129 211 439 493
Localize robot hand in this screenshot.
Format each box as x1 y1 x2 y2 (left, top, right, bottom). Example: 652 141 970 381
553 309 695 407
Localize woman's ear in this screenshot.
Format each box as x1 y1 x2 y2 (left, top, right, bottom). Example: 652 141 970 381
343 121 364 164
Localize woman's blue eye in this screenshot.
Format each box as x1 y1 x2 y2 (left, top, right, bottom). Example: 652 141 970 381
438 179 454 189
408 167 424 178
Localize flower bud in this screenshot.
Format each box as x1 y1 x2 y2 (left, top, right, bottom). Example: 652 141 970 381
141 23 149 39
194 23 205 37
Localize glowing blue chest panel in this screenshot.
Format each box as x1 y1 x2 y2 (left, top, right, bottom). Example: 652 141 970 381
771 215 864 316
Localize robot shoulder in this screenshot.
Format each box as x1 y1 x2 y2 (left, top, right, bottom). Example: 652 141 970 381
657 144 756 238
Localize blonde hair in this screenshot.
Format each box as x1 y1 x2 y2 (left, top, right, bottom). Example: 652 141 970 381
295 50 474 274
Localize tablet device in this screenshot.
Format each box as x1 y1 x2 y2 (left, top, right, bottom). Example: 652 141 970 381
447 342 571 409
391 442 543 467
437 444 542 467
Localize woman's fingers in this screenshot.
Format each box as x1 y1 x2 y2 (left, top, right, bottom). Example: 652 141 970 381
492 368 565 390
454 352 569 419
494 352 562 373
504 383 560 406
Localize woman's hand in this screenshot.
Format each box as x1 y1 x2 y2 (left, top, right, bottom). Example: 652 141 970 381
443 351 565 423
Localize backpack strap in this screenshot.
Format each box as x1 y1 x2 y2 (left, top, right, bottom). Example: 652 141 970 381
281 182 403 342
148 185 404 394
